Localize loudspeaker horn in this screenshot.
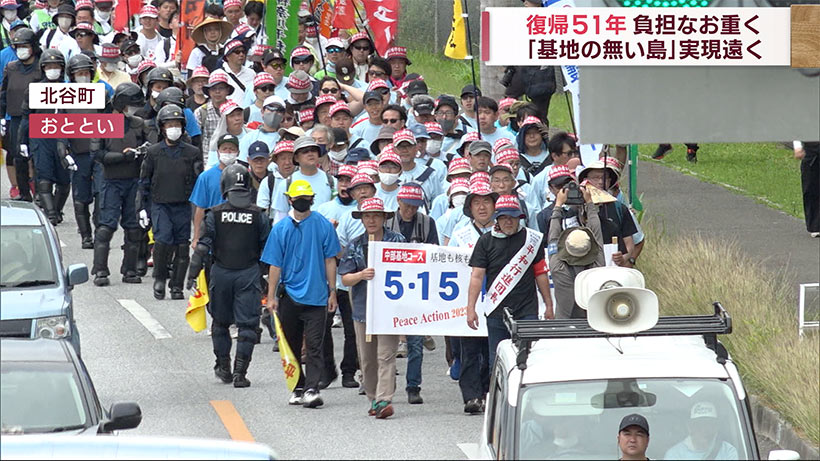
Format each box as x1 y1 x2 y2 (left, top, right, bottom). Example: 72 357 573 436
575 267 646 310
587 287 659 335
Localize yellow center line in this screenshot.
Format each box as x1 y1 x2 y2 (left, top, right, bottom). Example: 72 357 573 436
210 400 255 442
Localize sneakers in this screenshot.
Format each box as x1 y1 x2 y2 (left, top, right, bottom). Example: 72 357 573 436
93 275 109 287
9 186 20 200
652 144 672 160
341 374 358 388
331 313 342 328
302 389 323 408
288 389 304 405
358 382 366 395
374 400 394 419
811 232 820 238
407 388 423 404
449 357 461 380
396 341 408 358
422 335 436 351
318 369 338 390
686 147 698 163
464 398 485 414
230 325 238 339
368 400 377 416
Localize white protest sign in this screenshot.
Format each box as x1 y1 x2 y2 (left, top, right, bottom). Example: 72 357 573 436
365 241 488 337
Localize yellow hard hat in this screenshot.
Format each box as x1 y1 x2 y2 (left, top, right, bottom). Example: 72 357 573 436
286 179 315 198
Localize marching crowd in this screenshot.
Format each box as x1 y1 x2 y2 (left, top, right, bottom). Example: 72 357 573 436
1 0 646 420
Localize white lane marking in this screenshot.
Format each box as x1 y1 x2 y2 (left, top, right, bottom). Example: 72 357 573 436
60 240 67 248
457 443 479 460
116 299 172 340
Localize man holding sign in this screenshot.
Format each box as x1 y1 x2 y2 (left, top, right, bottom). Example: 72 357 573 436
339 197 406 420
466 195 554 370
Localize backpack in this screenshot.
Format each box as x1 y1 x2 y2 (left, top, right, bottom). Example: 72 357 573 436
198 45 222 72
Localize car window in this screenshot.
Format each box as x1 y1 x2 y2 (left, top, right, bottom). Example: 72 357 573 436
518 379 750 460
0 226 57 288
0 364 88 434
490 376 504 458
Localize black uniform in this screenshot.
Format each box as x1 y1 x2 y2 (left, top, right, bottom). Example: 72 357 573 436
0 58 40 202
189 200 270 386
61 107 100 247
92 115 151 284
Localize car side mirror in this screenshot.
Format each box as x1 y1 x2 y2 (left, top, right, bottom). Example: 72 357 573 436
769 450 800 460
101 402 142 432
67 264 89 288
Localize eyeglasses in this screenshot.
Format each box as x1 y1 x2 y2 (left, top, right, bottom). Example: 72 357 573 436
76 32 92 38
353 45 370 51
326 47 344 53
382 118 399 124
267 62 284 70
436 110 456 117
321 87 339 94
258 85 276 92
368 70 386 77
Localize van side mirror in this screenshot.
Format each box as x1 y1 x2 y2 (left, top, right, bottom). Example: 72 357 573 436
66 264 89 288
769 450 801 460
101 402 142 432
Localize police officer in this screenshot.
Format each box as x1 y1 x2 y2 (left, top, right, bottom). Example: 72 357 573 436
63 53 100 248
187 164 271 388
137 104 203 300
91 83 151 287
1 27 41 203
140 68 174 119
147 85 202 148
19 48 73 225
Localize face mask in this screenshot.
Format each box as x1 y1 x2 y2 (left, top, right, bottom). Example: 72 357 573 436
378 172 399 186
127 54 142 68
74 75 91 83
124 106 140 116
219 152 238 165
165 127 182 141
318 144 328 157
439 119 455 133
263 111 283 129
151 90 161 100
45 69 62 81
291 197 312 212
96 9 111 21
103 63 118 73
15 48 31 61
328 148 347 162
57 17 72 30
427 139 442 155
451 194 466 208
3 10 17 20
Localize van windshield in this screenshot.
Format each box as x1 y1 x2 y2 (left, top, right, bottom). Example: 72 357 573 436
0 226 57 288
518 378 751 460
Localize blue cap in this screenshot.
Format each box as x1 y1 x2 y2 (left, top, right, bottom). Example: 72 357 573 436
345 147 371 164
409 123 430 140
10 20 25 29
248 141 270 159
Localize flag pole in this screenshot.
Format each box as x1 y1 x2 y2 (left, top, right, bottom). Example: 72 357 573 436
352 0 377 56
312 5 327 73
460 0 479 140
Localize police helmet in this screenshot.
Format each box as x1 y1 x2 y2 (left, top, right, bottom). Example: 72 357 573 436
220 164 254 208
11 28 37 48
39 49 66 70
146 68 174 90
67 53 95 78
112 82 145 113
156 104 186 131
153 87 185 112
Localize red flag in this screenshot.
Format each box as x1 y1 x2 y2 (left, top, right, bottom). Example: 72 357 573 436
113 0 142 32
362 0 399 56
333 0 356 30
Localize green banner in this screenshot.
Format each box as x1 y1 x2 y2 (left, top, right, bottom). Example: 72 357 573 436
266 0 301 73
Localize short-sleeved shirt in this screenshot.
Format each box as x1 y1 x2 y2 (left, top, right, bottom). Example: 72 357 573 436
260 211 341 306
349 118 382 149
238 128 279 164
469 228 546 319
271 169 335 214
336 208 364 249
375 184 399 211
599 201 638 254
315 197 358 290
189 164 226 209
338 228 406 322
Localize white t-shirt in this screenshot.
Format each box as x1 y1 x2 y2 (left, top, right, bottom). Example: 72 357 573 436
137 31 161 60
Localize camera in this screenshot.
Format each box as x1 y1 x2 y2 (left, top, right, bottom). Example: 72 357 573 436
500 66 516 88
564 180 585 206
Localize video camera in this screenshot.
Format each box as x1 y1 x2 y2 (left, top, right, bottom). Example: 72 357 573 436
564 180 585 206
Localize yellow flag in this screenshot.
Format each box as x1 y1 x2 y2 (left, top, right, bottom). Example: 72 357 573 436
185 269 208 332
273 312 301 391
444 0 468 59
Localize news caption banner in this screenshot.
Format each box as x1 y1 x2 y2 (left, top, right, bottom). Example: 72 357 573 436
28 83 124 139
481 8 791 66
365 242 489 337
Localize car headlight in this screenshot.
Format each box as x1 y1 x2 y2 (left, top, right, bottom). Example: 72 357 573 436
35 316 70 339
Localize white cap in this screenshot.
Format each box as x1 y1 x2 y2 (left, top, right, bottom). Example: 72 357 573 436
690 402 718 419
326 37 347 50
263 95 285 108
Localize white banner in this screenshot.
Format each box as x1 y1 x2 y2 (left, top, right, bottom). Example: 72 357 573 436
29 83 107 109
365 241 488 336
483 7 790 66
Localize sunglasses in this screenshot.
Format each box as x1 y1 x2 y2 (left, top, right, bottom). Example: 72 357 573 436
382 118 400 124
368 70 386 77
230 49 246 55
352 45 370 51
76 32 92 38
258 85 276 92
327 47 345 54
321 87 339 94
267 62 284 70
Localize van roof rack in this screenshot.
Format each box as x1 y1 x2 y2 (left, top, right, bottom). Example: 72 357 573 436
503 302 732 370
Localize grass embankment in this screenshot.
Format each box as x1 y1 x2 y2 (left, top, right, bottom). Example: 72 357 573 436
639 224 820 445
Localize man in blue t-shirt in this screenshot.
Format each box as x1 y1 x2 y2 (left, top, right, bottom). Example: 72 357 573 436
262 179 341 409
189 134 237 248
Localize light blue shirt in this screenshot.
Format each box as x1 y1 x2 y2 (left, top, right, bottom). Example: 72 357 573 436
336 208 363 249
349 118 382 149
375 184 399 211
271 168 335 216
398 163 441 207
238 128 279 164
429 193 450 221
314 197 357 290
206 130 247 170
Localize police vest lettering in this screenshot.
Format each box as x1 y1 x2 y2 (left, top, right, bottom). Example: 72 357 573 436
220 211 254 224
